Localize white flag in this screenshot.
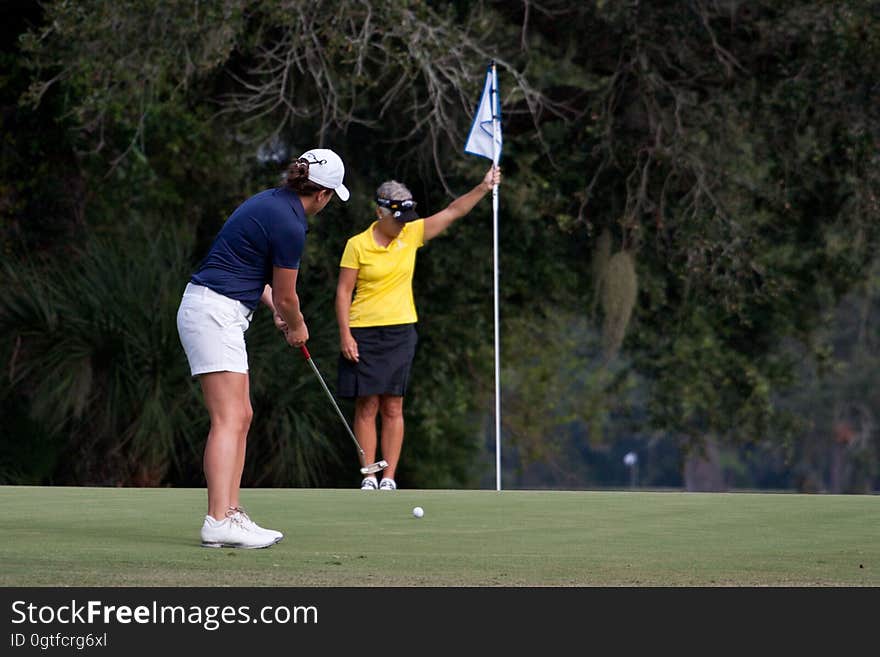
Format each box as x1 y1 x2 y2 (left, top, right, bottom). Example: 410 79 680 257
464 63 502 162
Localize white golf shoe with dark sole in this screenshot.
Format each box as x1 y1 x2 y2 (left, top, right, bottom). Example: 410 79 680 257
200 514 277 549
230 507 283 544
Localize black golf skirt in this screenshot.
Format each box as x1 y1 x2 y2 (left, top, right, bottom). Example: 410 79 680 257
337 323 418 399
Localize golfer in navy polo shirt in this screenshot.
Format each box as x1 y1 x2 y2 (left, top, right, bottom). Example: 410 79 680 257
177 148 349 549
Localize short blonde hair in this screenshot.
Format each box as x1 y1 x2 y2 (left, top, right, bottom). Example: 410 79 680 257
375 181 412 218
376 180 411 202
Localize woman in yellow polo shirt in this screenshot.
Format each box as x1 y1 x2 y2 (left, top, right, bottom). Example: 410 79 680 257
336 166 501 490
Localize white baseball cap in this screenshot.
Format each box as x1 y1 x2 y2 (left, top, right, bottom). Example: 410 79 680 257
299 148 350 201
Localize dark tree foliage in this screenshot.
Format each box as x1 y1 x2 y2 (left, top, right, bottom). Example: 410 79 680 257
1 1 878 491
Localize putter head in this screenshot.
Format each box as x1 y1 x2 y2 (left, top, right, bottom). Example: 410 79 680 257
360 460 389 475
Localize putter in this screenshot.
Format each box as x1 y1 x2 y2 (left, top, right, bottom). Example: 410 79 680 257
299 344 388 475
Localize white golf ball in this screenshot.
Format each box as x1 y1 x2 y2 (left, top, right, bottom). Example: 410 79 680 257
412 506 424 518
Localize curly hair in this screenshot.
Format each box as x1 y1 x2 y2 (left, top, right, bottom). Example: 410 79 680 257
285 158 330 196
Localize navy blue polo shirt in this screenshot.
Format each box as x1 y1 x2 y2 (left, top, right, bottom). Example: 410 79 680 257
191 187 307 310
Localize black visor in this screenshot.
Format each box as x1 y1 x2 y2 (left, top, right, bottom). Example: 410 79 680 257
377 197 419 223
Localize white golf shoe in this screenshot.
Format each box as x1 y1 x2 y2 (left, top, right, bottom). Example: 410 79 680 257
200 513 277 549
361 476 378 490
379 478 397 491
230 507 283 544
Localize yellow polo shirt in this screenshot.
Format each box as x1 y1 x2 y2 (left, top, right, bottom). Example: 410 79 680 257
339 219 425 327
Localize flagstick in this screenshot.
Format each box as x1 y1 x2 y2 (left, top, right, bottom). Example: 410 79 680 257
463 61 503 491
490 62 502 493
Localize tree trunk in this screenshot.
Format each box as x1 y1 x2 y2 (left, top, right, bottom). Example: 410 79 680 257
684 438 726 492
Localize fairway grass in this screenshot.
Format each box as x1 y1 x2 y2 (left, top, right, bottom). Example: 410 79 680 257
1 486 877 586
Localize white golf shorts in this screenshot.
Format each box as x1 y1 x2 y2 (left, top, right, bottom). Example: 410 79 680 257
176 282 254 376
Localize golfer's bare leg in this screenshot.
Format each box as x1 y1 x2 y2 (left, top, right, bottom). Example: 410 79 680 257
229 374 252 510
200 371 253 520
379 395 404 480
354 395 380 466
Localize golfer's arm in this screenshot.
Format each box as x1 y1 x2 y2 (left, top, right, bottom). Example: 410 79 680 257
272 266 304 329
423 182 491 241
259 284 275 312
336 267 358 337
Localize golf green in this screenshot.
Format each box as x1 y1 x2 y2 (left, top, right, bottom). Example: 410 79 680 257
2 486 877 586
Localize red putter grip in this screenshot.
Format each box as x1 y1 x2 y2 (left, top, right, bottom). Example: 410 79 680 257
300 344 311 359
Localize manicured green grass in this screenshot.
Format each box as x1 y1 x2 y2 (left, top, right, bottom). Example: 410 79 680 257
1 486 877 586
